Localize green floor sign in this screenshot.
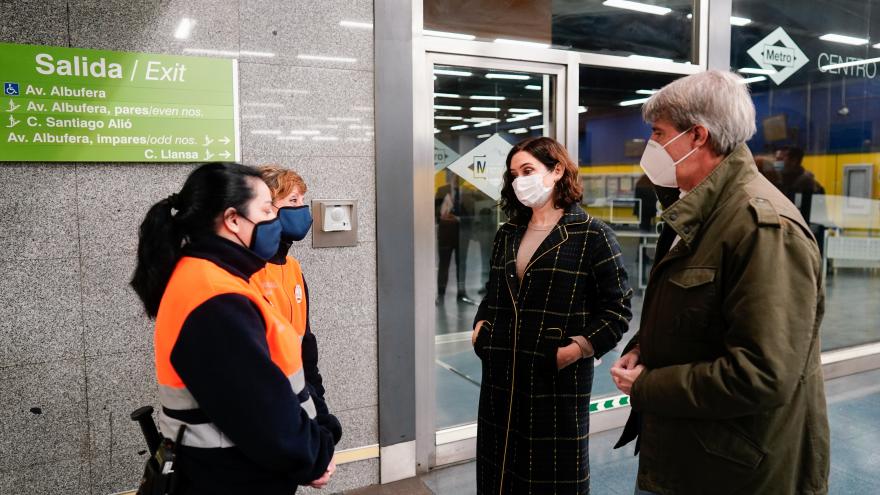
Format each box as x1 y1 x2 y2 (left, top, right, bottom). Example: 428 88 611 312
0 42 239 163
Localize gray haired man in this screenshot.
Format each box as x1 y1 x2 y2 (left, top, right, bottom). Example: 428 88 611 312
611 70 830 494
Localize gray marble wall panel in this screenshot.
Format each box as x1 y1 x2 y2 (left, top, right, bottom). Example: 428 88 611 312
334 406 379 451
76 163 197 256
69 0 239 56
240 0 374 72
0 0 69 46
0 459 88 495
0 164 80 261
81 255 153 357
239 63 375 158
0 259 83 366
0 359 87 470
316 323 378 412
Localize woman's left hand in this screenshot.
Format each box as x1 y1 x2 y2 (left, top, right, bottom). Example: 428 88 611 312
556 342 582 370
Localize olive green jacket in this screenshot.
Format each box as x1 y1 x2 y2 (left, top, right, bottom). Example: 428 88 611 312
616 144 830 494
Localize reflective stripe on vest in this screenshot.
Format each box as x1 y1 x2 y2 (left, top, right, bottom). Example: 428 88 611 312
154 256 313 449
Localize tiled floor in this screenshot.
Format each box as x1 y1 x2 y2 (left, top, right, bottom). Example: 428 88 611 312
350 368 880 494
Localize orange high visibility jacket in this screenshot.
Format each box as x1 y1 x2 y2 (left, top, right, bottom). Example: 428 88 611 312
154 256 318 449
250 256 308 338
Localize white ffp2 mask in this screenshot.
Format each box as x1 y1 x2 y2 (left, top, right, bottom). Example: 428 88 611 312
639 128 700 188
513 170 554 208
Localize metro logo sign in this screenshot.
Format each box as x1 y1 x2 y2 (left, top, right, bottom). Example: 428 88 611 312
747 27 809 85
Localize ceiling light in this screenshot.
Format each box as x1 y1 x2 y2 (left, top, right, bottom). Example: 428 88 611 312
509 108 540 113
434 69 473 77
603 0 671 16
423 30 476 40
509 128 528 134
434 105 462 110
463 117 497 122
738 67 776 75
239 51 275 57
820 34 869 46
486 73 530 80
297 54 357 62
530 124 544 130
738 76 767 84
435 116 463 120
450 124 469 130
525 85 542 90
628 54 675 63
730 16 752 26
174 18 195 39
619 97 652 106
473 119 500 127
470 95 506 100
340 20 373 29
477 133 491 138
494 38 550 49
578 106 588 113
635 89 659 94
470 106 501 112
434 128 441 134
434 92 460 98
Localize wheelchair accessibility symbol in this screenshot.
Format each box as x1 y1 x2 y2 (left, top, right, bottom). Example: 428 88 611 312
4 83 19 96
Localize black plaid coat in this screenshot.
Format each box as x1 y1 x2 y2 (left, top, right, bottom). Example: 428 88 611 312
473 204 633 495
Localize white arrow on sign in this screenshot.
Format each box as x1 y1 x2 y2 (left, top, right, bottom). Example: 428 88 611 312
219 136 231 145
7 99 20 112
434 138 460 172
204 150 215 160
204 135 214 146
446 133 512 201
219 151 231 159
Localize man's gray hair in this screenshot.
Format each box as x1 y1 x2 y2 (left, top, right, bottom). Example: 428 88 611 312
643 70 756 156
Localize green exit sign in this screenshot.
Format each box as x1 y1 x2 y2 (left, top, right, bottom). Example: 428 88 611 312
0 42 240 163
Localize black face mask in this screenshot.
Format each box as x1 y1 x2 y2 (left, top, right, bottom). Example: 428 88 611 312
234 213 283 260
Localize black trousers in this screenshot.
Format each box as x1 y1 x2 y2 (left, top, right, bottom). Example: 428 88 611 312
438 221 468 296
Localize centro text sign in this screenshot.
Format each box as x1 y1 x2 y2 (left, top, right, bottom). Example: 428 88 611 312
0 42 240 162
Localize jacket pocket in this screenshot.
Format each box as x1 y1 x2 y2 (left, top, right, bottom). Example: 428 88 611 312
473 321 492 359
537 327 566 374
691 421 766 470
667 267 717 340
668 267 716 289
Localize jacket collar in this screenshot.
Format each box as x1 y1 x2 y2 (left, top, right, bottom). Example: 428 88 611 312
183 234 266 281
268 239 293 265
658 143 758 247
502 203 590 296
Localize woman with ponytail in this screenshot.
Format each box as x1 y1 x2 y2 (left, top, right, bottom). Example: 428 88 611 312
131 162 335 494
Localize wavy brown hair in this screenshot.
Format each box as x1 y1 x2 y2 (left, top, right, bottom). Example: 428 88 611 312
258 164 308 202
500 137 583 224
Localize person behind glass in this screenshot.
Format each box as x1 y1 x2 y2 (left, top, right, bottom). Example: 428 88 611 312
610 71 829 495
253 165 341 489
775 146 825 223
130 163 335 494
471 137 633 494
436 171 476 304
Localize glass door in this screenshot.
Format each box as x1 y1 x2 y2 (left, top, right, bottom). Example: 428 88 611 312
427 54 567 463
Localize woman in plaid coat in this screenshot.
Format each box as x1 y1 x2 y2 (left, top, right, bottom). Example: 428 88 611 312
472 137 633 494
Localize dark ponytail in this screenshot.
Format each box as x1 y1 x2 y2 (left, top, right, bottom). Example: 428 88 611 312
130 162 263 317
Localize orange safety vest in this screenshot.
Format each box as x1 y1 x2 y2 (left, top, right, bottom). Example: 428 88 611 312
250 256 308 338
154 256 316 448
